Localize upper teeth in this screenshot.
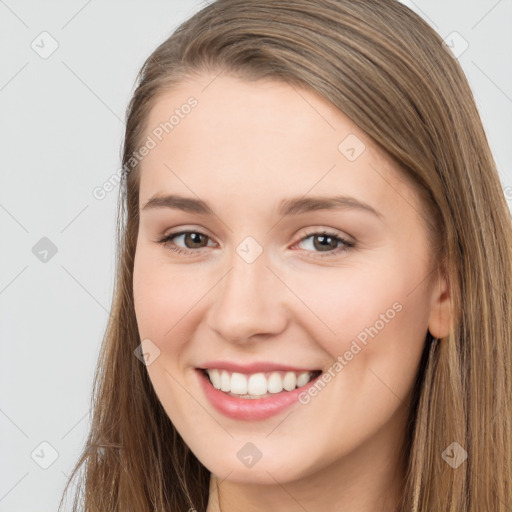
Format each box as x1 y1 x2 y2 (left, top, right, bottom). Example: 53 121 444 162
206 369 316 396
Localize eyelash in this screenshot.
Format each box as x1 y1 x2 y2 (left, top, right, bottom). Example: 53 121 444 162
156 229 354 258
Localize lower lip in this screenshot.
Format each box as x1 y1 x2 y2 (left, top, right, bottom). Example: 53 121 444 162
196 369 320 421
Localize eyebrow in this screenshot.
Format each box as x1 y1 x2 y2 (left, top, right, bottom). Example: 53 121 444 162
141 193 383 219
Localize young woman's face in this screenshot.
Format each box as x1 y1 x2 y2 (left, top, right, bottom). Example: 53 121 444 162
133 73 449 489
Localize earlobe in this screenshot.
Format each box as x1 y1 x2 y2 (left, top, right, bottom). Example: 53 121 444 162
427 268 453 339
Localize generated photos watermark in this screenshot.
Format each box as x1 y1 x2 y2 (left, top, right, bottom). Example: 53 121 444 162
298 301 403 404
92 96 198 201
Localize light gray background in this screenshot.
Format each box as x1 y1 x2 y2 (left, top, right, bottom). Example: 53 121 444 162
0 1 511 510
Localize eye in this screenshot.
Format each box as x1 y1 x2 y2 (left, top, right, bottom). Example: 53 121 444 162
156 229 354 258
295 230 354 257
157 230 215 255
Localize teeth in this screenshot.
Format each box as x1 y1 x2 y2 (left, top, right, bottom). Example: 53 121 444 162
297 372 310 387
282 371 297 391
220 370 230 392
209 369 221 389
231 372 248 394
267 372 283 393
248 373 267 395
205 369 317 397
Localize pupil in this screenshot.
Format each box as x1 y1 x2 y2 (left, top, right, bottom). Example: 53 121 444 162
187 233 205 247
315 235 336 251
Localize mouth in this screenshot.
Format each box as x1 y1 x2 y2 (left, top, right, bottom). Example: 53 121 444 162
200 368 323 399
195 361 324 420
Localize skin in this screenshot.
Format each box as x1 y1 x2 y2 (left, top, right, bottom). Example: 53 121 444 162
132 73 452 512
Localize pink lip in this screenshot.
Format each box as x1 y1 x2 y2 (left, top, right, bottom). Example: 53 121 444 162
199 360 316 374
196 368 321 421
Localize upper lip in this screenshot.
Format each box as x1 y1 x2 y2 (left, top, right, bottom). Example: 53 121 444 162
198 360 320 374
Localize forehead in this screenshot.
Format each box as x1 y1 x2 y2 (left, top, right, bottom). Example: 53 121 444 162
137 73 417 221
142 72 395 164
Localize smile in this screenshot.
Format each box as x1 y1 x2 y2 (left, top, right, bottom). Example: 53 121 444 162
196 363 323 421
203 368 322 398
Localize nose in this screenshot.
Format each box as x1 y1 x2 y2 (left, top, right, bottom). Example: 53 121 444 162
205 249 289 344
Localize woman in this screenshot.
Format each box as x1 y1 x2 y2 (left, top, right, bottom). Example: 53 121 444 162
59 0 512 510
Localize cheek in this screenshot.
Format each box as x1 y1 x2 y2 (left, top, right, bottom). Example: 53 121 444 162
294 254 431 389
133 248 204 341
133 249 207 418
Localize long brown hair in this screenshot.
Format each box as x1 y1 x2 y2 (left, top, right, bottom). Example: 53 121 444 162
59 1 512 510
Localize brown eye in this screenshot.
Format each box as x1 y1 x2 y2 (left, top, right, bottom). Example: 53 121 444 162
157 230 215 255
312 234 340 252
296 230 354 258
182 232 209 248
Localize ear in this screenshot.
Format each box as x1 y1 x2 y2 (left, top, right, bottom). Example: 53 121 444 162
427 265 453 339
